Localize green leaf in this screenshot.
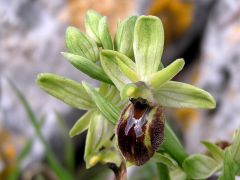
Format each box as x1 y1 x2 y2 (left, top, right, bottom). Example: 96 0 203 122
62 52 112 84
84 111 114 168
114 16 137 58
230 129 240 165
69 111 93 137
153 153 178 168
219 148 237 180
82 82 120 124
153 81 216 109
201 141 224 162
169 168 187 180
98 16 113 49
37 73 95 110
133 16 164 81
149 59 185 89
65 26 99 62
159 122 188 166
100 50 134 90
17 139 33 162
182 154 220 179
10 79 74 180
157 163 170 180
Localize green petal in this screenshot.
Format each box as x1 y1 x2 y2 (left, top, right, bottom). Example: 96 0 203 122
98 16 113 50
82 82 120 124
84 111 114 168
69 111 94 137
62 52 112 84
133 16 164 81
65 26 99 62
153 81 216 109
149 59 185 89
114 16 137 58
182 154 220 179
85 10 102 45
100 50 135 90
201 141 224 162
36 73 94 110
117 58 139 82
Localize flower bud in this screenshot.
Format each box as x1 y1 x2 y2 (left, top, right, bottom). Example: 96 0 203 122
116 98 165 165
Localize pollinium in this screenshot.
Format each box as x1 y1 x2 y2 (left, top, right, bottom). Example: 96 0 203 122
116 97 165 165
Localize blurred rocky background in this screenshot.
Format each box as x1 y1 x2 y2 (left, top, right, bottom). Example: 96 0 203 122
1 0 240 179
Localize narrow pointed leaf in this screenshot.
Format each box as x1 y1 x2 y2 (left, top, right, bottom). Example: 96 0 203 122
182 154 220 179
150 59 185 89
82 82 120 124
62 52 112 84
69 111 94 137
98 16 113 49
230 129 240 165
100 50 134 90
37 73 95 110
201 141 224 162
84 111 114 168
134 16 164 81
114 16 137 58
65 26 99 62
153 81 216 109
85 10 102 45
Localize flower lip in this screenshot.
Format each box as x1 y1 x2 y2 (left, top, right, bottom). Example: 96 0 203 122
116 97 165 165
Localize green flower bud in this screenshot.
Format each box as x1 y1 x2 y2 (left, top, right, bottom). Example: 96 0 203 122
116 98 165 165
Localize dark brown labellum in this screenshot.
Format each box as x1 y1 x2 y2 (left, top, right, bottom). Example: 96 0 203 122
116 98 165 166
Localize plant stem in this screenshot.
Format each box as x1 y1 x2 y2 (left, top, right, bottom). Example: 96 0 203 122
108 162 127 180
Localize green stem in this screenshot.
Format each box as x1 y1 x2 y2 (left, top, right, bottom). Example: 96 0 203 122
159 122 188 166
157 163 170 180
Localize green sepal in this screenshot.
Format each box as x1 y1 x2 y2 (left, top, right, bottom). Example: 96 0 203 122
99 83 122 105
84 111 114 168
85 10 102 45
100 50 135 90
149 59 185 89
82 82 120 124
69 111 94 137
65 26 99 62
201 141 224 162
153 81 216 109
98 16 113 50
62 52 112 84
114 16 137 58
36 73 95 110
182 154 220 179
134 16 164 81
